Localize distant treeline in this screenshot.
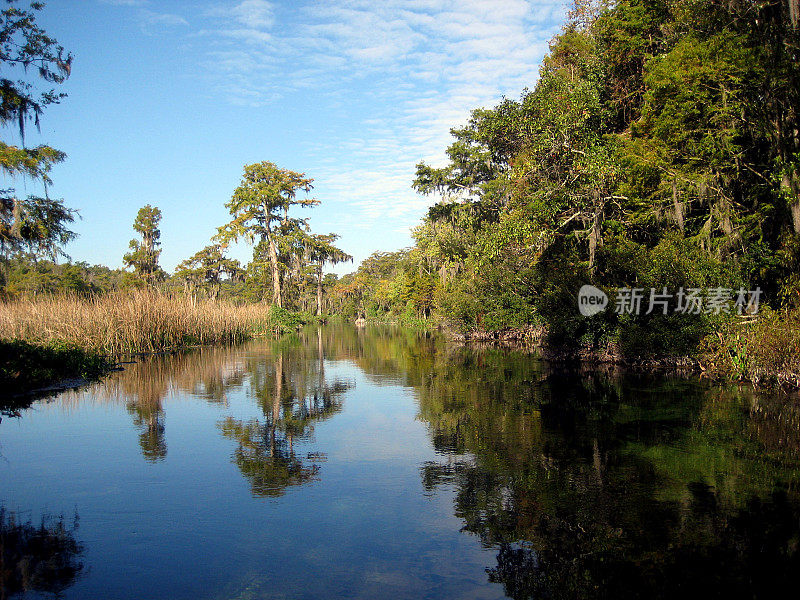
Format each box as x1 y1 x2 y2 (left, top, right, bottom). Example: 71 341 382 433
1 256 133 297
0 250 344 316
1 160 350 317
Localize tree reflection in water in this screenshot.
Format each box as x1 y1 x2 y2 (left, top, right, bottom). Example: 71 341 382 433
219 329 353 497
6 326 800 597
100 347 248 462
414 347 800 599
0 507 84 599
85 331 352 495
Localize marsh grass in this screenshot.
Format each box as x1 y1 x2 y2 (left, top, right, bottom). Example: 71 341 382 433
0 290 278 356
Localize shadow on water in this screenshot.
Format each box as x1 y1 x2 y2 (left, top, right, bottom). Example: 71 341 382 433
412 345 800 599
0 507 84 599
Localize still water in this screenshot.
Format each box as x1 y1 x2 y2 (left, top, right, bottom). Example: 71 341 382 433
2 325 800 599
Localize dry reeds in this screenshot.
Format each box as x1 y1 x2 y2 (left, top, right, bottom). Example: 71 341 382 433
0 290 273 356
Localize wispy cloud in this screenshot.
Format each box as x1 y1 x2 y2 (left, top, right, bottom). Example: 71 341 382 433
230 0 275 28
141 9 189 28
196 0 565 238
100 1 189 32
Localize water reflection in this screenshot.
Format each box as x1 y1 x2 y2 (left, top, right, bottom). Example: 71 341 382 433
124 373 167 462
97 347 249 462
93 331 354 496
413 346 800 599
0 507 84 599
4 326 800 599
219 333 353 497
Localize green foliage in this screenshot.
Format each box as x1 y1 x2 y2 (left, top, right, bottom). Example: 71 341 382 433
0 2 76 281
434 277 480 333
329 249 441 324
188 162 351 312
174 243 243 300
216 161 319 308
265 305 318 335
0 1 71 181
0 195 77 262
1 255 132 296
0 338 111 394
700 307 800 386
123 205 164 284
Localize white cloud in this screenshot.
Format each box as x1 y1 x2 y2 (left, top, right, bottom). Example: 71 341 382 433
217 27 273 44
230 0 275 29
195 0 565 236
99 0 147 5
141 10 189 27
101 1 190 30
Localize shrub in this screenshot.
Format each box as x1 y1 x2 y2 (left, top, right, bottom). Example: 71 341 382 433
0 339 111 392
700 307 800 385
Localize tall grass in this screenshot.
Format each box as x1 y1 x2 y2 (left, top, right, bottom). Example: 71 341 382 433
701 307 800 387
0 290 277 356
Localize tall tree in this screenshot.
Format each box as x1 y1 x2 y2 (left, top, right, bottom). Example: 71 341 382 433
216 161 318 307
0 195 76 260
0 0 72 181
123 205 163 284
0 1 75 279
306 233 351 316
741 0 800 234
175 242 243 299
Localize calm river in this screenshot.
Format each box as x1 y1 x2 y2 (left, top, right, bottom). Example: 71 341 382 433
2 325 800 599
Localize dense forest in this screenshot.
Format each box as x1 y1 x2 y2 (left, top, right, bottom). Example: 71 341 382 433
331 0 800 365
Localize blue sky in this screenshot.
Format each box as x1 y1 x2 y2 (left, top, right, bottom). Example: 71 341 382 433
11 0 566 274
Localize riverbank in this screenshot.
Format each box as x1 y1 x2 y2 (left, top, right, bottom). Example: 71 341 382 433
447 308 800 389
0 339 112 407
0 291 321 397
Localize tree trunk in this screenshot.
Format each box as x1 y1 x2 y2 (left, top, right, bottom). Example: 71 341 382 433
273 353 283 422
316 263 323 316
785 172 800 234
673 180 684 234
143 231 155 285
266 233 282 307
316 327 324 417
269 353 284 457
317 326 323 374
588 196 603 274
788 173 800 233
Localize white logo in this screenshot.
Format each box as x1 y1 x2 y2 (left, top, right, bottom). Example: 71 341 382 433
578 285 609 316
